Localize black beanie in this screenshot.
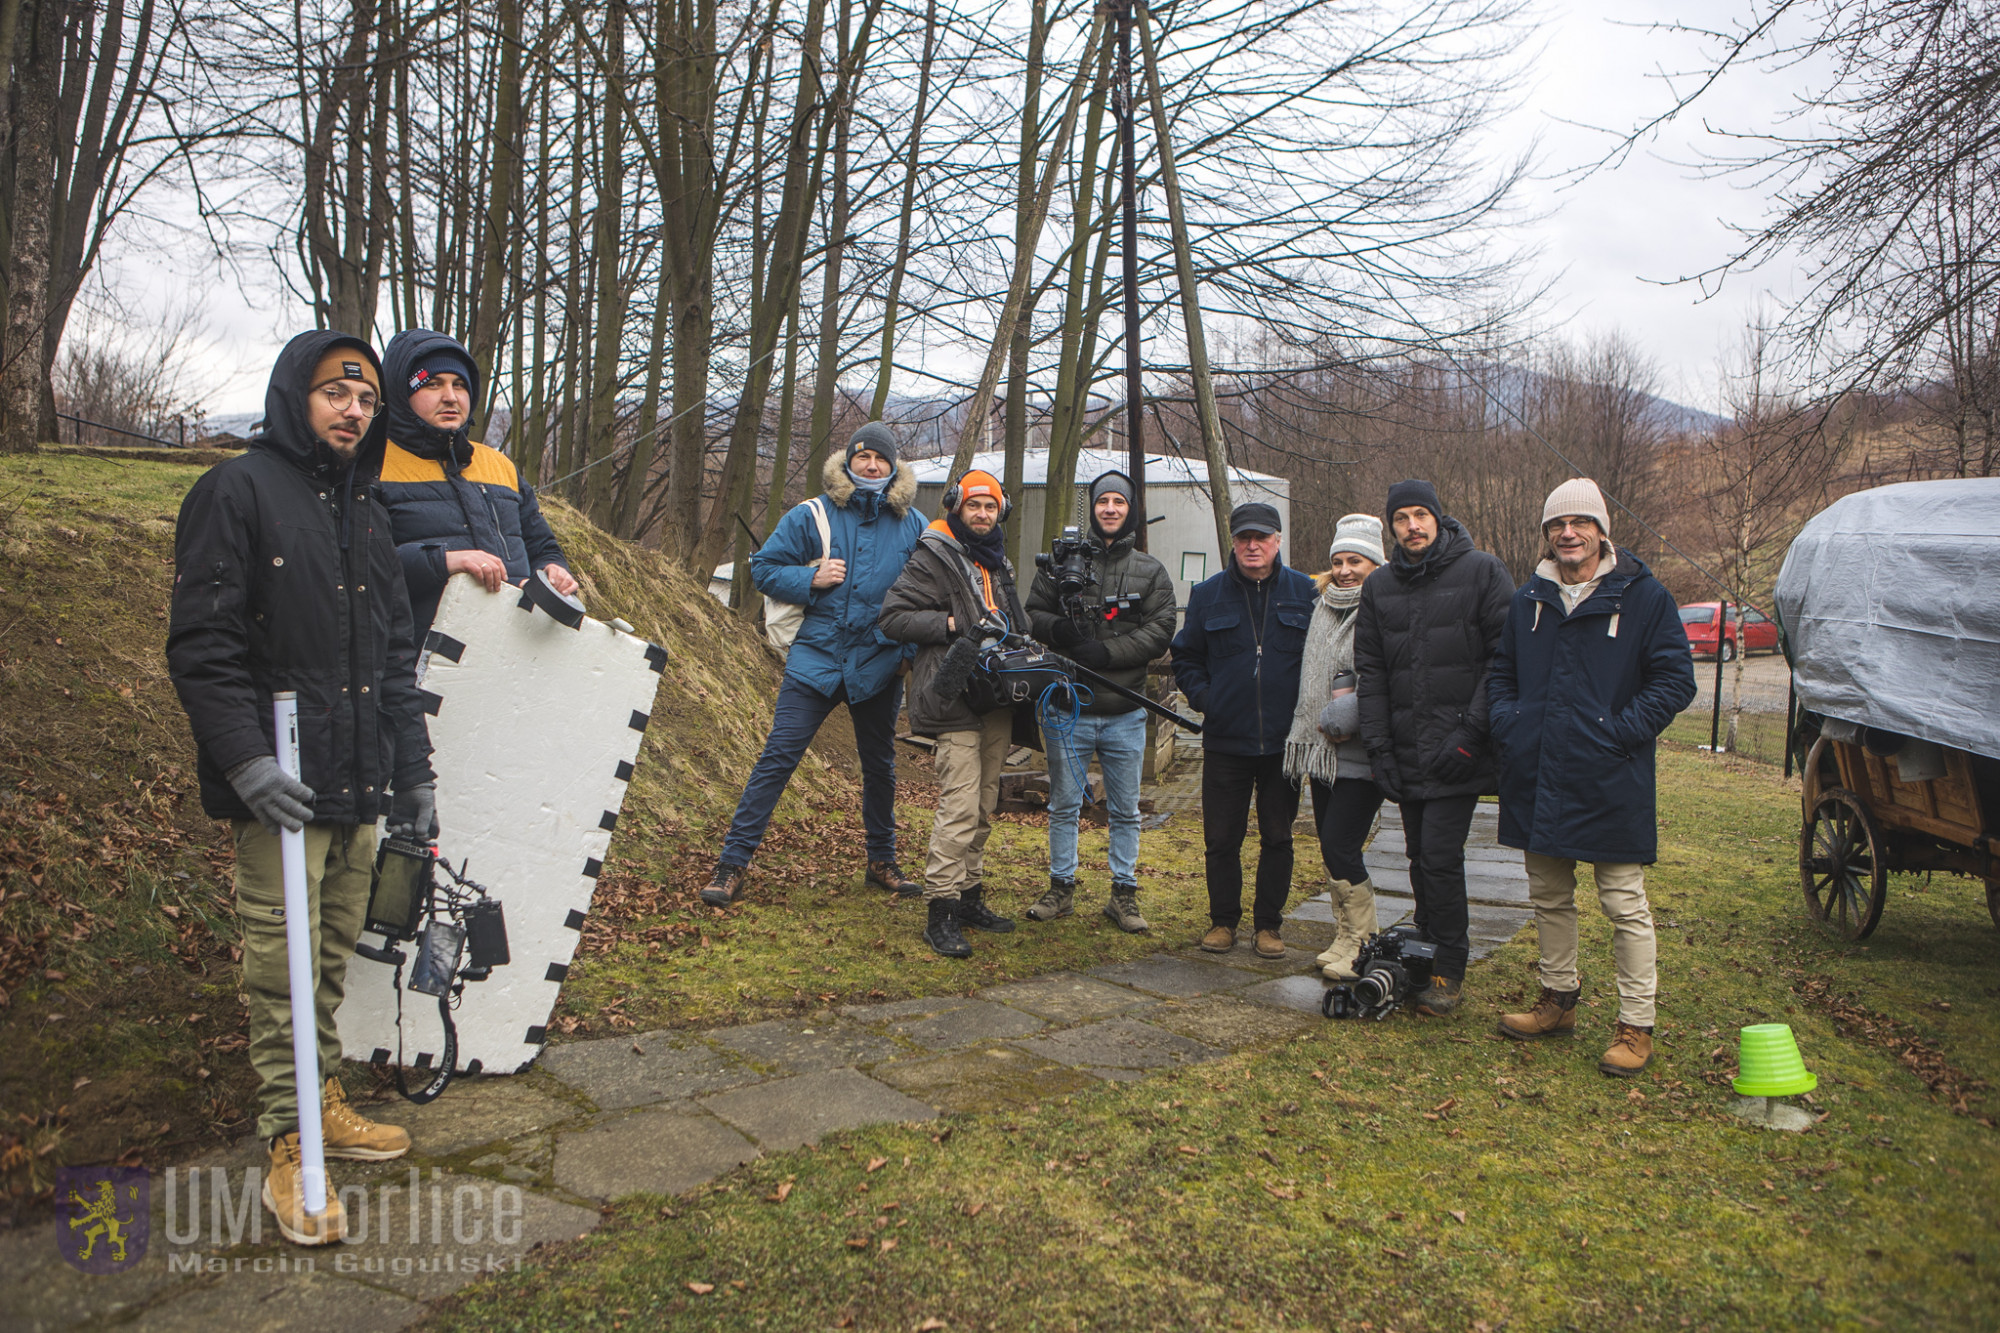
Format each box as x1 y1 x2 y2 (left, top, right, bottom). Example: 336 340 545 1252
408 346 478 398
1384 479 1444 526
846 421 898 467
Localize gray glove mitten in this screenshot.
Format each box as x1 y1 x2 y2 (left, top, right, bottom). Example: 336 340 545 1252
1318 694 1361 742
388 782 438 842
226 755 315 835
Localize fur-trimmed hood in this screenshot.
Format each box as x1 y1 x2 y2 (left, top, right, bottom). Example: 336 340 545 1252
820 451 919 516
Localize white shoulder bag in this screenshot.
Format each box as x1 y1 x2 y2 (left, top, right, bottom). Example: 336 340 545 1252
762 496 832 652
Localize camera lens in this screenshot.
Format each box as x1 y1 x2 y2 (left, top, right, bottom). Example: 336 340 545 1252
1353 967 1394 1009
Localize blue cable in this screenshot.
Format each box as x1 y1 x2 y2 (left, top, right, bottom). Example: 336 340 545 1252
1035 677 1095 810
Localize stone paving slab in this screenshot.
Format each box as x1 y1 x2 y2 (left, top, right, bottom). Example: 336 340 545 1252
128 1269 424 1333
1140 994 1320 1049
1241 973 1334 1016
1199 940 1322 976
362 1077 577 1158
886 1001 1047 1051
0 1217 187 1333
1007 1017 1225 1074
978 973 1152 1023
553 1105 758 1200
1369 893 1533 960
839 995 976 1023
1086 954 1257 998
871 1046 1099 1114
538 1033 761 1112
700 1068 937 1151
1286 898 1335 925
1362 863 1531 904
703 1016 902 1075
319 1177 601 1301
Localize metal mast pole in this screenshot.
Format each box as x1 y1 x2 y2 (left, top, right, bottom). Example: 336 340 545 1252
1114 0 1146 549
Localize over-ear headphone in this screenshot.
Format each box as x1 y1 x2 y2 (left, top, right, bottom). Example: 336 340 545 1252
942 474 1011 522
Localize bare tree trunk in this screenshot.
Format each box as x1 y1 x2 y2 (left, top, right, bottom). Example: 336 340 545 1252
1 0 58 453
581 0 628 524
868 0 934 420
468 0 522 421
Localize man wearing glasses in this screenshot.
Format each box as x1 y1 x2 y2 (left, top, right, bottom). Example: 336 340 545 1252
168 333 438 1245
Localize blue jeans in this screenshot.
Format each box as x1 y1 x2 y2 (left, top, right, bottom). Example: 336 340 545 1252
720 674 901 868
1046 708 1147 884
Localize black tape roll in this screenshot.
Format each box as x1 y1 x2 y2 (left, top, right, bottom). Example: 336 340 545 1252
524 568 587 628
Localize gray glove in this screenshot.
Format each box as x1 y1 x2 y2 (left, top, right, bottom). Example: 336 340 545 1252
388 782 438 842
226 756 315 835
1318 694 1361 742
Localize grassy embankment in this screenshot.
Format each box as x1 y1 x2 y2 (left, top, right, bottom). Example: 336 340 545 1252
429 762 2000 1330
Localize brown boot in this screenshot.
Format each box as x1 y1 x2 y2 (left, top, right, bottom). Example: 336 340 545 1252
865 859 920 898
1199 925 1236 953
1599 1022 1654 1077
322 1077 411 1161
262 1133 347 1247
1497 986 1580 1041
1254 929 1287 960
700 862 747 907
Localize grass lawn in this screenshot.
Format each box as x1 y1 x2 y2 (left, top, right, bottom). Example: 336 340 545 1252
428 746 2000 1332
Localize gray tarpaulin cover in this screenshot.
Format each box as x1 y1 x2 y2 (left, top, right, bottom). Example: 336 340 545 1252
1773 478 2000 761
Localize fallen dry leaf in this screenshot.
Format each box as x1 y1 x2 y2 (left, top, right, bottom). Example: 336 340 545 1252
867 1156 888 1173
1177 1145 1199 1156
1449 1209 1467 1224
880 1238 898 1253
1382 1247 1409 1260
1264 1184 1297 1201
845 1238 869 1250
686 1281 715 1295
1431 1097 1458 1114
766 1182 793 1204
966 1202 985 1217
917 1320 948 1331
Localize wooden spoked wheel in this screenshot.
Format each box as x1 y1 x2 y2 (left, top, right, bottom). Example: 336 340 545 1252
1801 788 1888 940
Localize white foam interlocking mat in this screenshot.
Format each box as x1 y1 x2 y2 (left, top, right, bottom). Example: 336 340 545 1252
337 574 664 1075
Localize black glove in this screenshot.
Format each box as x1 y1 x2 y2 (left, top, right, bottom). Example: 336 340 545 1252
225 756 315 835
1069 638 1112 670
1369 757 1404 803
1048 618 1087 649
388 782 438 842
1430 734 1480 787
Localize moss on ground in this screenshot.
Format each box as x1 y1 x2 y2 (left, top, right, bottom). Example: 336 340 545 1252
428 747 2000 1332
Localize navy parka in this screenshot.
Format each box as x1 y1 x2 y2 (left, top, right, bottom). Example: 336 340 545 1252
1170 558 1317 756
1487 549 1697 863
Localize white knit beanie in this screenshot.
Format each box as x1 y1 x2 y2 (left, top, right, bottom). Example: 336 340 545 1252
1328 512 1386 564
1542 478 1611 537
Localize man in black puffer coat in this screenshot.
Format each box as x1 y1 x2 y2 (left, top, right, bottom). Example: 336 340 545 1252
1354 479 1514 1016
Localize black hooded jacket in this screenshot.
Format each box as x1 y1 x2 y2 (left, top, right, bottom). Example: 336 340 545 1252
167 331 434 825
376 328 568 633
1353 516 1515 799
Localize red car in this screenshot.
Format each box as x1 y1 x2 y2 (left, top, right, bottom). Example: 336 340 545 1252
1678 602 1779 661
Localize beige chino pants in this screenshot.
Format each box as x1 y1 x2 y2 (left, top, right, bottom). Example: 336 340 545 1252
1523 851 1657 1027
924 710 1014 901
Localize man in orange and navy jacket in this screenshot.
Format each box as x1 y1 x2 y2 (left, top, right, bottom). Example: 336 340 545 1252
376 329 575 636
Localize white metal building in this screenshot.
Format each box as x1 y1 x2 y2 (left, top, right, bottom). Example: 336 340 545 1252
908 448 1291 611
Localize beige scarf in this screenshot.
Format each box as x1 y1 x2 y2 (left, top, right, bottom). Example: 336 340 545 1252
1284 578 1363 786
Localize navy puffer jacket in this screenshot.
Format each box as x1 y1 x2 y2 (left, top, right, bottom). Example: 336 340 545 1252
376 329 568 633
1487 549 1697 863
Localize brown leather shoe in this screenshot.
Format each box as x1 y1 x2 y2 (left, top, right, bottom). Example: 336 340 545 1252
1253 929 1286 959
866 859 921 897
700 862 747 907
1199 925 1236 953
1498 986 1580 1041
1599 1021 1654 1077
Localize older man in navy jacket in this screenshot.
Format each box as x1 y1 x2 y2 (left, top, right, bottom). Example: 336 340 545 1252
1487 479 1696 1077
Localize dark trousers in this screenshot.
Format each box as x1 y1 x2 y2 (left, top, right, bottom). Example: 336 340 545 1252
1309 776 1386 886
1202 751 1301 932
1398 794 1478 980
721 675 902 867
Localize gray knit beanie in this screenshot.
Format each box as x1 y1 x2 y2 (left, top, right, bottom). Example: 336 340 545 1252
846 421 898 466
1328 513 1385 564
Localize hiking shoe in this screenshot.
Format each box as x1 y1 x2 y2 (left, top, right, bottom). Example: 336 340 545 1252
1026 876 1076 922
322 1077 410 1161
1498 986 1580 1041
866 859 920 897
699 862 747 907
1599 1022 1654 1078
263 1133 347 1246
955 883 1016 933
1200 925 1237 953
1253 929 1287 959
1413 975 1464 1017
1103 882 1149 933
924 898 973 958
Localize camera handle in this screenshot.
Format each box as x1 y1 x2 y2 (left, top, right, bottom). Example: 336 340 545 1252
993 632 1204 734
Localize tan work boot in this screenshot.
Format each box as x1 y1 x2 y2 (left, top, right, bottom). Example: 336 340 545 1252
1199 924 1236 953
1103 882 1149 933
322 1077 411 1161
1254 929 1287 959
263 1133 347 1246
1497 986 1580 1041
1599 1022 1654 1078
1315 878 1377 980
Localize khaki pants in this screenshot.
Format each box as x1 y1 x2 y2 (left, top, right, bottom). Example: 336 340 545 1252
1523 851 1656 1027
924 710 1013 901
234 821 376 1139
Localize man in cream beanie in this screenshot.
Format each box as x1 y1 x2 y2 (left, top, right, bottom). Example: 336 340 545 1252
1486 478 1696 1075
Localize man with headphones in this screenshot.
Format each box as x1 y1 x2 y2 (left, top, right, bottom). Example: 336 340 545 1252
878 470 1032 958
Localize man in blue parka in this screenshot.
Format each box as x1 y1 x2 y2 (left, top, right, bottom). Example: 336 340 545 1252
1487 479 1696 1078
1170 501 1317 960
702 423 928 906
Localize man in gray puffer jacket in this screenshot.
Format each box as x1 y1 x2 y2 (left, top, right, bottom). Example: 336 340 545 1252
1355 479 1514 1016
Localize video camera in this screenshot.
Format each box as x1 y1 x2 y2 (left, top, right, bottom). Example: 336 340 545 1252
1320 926 1437 1021
1035 526 1098 625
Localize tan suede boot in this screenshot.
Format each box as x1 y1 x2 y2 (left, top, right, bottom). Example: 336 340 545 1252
322 1077 411 1161
263 1133 347 1246
1315 878 1377 980
1497 986 1580 1041
1599 1022 1655 1078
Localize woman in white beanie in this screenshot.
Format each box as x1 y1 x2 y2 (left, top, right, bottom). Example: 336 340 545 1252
1284 512 1388 979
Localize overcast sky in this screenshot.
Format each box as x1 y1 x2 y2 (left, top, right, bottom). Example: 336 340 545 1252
142 0 1800 419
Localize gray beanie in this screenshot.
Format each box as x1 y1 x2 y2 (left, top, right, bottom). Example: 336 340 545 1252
846 421 898 466
1328 512 1385 565
1089 469 1134 506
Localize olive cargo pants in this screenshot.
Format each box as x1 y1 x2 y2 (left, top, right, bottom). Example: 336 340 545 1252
233 821 376 1140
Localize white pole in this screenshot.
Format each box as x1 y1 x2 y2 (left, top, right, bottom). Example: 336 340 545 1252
273 692 329 1217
